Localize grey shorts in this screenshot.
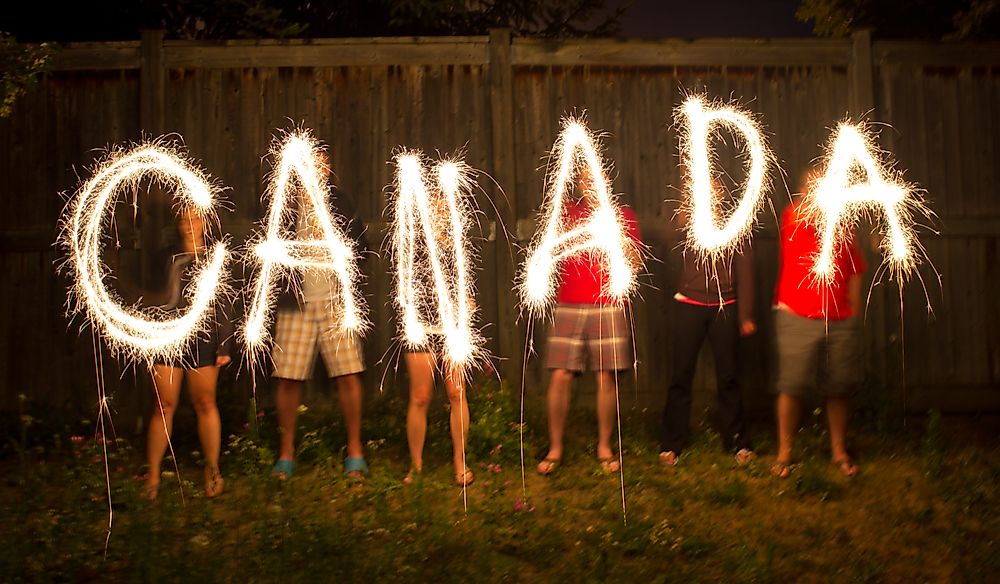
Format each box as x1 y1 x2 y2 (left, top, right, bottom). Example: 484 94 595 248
773 308 861 397
544 303 632 372
271 301 365 381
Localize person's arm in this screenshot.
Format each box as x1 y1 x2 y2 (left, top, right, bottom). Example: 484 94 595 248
214 294 234 367
846 238 866 319
623 208 645 273
847 274 863 320
736 245 756 335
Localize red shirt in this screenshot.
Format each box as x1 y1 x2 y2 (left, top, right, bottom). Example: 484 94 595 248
774 202 864 320
556 200 642 304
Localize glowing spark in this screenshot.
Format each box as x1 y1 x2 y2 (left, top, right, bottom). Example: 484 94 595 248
519 118 639 316
60 143 229 365
803 121 926 284
676 95 774 257
243 132 368 358
390 151 484 372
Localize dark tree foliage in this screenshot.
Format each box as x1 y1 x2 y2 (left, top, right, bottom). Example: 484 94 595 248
796 0 1000 39
0 33 51 117
3 0 624 42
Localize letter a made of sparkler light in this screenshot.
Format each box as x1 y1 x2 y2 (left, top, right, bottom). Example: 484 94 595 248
243 132 368 358
519 118 639 317
803 121 926 284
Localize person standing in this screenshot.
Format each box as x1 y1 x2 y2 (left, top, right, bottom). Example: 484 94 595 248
270 153 370 480
537 169 643 475
771 173 864 478
146 207 232 500
659 207 757 467
402 354 473 486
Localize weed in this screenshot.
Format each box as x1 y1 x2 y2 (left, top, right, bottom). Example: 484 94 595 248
702 477 750 507
793 462 844 501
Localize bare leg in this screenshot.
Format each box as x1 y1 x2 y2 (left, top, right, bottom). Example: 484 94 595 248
596 370 618 462
776 392 802 465
444 367 471 483
275 378 303 461
826 394 857 475
542 368 574 466
147 365 183 498
405 353 435 474
335 373 364 460
187 365 222 496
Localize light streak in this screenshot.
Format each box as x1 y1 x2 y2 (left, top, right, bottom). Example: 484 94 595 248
60 143 229 366
519 118 639 316
676 95 774 258
802 121 926 284
390 151 484 372
243 132 368 359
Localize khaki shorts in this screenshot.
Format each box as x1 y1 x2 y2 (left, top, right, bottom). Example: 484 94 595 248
773 308 861 397
271 301 365 381
544 303 632 372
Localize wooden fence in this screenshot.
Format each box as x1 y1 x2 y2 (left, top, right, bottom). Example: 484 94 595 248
1 30 998 432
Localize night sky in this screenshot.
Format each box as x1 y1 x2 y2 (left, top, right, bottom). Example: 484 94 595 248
613 0 813 38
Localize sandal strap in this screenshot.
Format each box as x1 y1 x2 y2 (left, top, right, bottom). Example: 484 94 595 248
344 456 369 476
271 459 295 478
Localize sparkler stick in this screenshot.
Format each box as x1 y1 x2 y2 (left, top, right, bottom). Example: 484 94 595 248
243 132 368 359
519 118 639 316
676 96 774 258
390 151 483 373
60 143 228 366
803 121 925 284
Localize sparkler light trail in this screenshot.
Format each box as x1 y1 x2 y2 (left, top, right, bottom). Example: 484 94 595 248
390 151 484 373
802 121 926 285
243 132 368 359
60 143 229 366
676 96 774 258
519 118 639 317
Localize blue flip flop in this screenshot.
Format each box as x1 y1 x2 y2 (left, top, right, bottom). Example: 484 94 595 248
344 456 369 478
271 459 295 480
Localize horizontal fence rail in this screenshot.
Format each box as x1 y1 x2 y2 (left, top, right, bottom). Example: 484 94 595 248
2 30 998 430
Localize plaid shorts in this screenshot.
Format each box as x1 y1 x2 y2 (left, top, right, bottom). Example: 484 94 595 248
544 303 632 372
271 301 365 381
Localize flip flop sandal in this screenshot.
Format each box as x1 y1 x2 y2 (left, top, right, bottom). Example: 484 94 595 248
833 458 859 477
735 448 757 467
271 459 295 480
205 469 225 498
659 451 680 467
599 457 621 473
455 468 475 487
770 461 793 479
344 456 369 478
144 481 160 502
403 468 421 485
537 458 560 475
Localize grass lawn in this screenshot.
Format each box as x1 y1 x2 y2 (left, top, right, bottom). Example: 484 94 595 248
2 386 998 583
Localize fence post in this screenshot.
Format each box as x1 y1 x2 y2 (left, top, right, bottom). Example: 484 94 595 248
133 30 167 434
139 30 166 289
850 29 904 419
488 28 522 387
849 29 875 116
